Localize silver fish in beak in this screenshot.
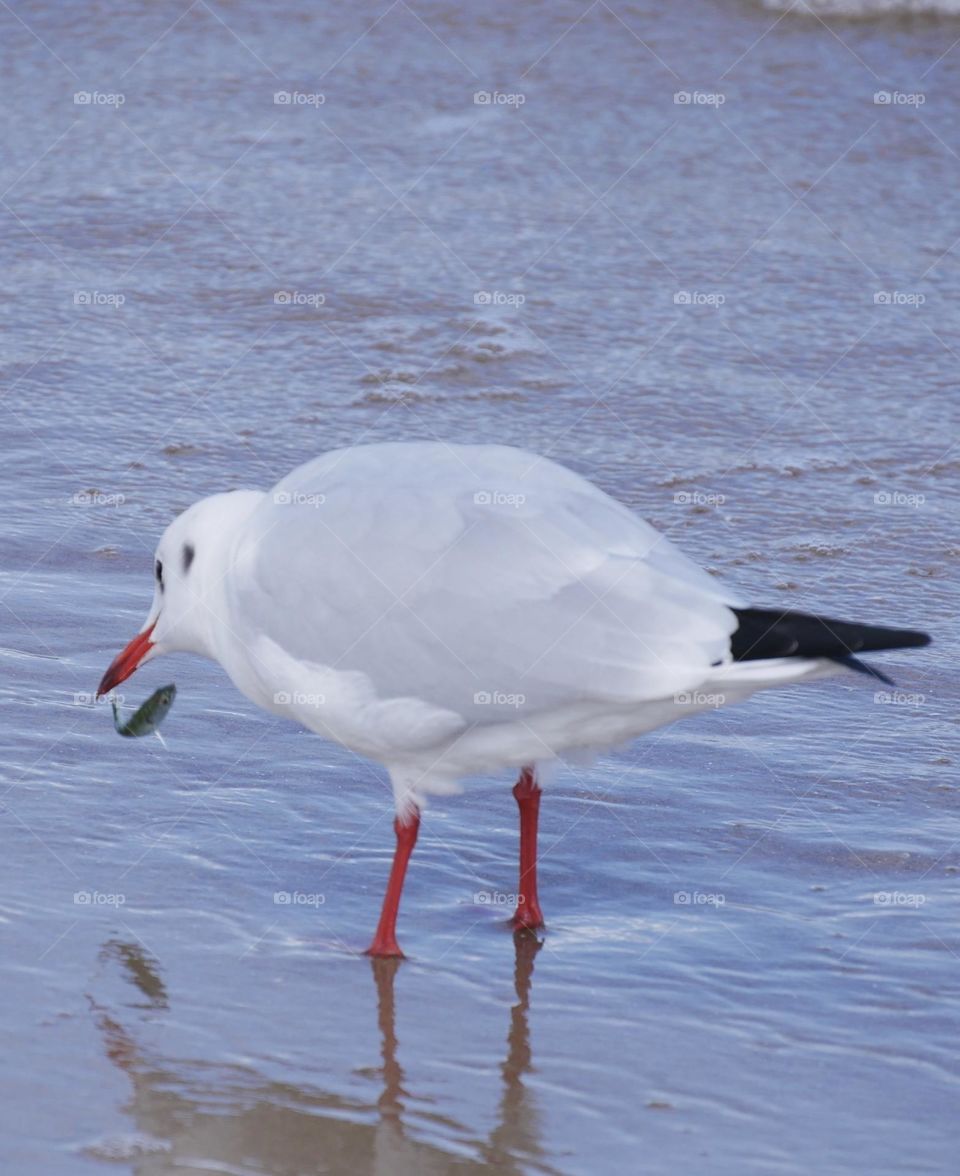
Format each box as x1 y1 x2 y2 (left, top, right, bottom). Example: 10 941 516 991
111 684 177 738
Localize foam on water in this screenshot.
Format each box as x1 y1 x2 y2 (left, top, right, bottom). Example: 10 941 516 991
757 0 960 13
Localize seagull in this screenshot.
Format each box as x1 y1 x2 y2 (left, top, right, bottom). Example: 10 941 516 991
97 442 931 956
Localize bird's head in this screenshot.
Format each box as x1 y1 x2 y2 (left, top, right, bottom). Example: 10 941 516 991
96 489 263 697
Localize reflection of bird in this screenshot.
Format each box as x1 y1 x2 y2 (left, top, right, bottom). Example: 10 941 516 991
88 936 549 1174
96 443 930 955
484 932 543 1170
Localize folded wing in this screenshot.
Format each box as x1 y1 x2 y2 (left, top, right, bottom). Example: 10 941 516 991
228 443 740 722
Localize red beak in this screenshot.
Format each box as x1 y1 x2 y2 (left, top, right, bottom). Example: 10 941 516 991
96 623 156 698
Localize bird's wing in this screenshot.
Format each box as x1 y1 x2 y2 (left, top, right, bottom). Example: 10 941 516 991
227 443 740 723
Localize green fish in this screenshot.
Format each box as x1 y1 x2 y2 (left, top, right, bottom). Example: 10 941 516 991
112 684 177 739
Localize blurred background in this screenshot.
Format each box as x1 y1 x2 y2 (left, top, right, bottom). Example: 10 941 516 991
1 1 957 1172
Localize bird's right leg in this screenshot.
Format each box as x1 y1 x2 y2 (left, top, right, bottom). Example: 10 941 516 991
366 809 420 958
512 766 544 930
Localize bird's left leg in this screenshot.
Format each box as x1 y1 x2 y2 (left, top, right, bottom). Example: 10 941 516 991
366 808 420 958
512 766 544 929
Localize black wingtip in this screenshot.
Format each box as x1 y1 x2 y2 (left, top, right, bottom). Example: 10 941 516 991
831 654 895 687
732 608 931 664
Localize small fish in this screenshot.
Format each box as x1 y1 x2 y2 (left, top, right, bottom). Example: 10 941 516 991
112 684 177 739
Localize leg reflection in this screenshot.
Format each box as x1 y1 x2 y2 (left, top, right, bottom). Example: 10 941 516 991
370 956 405 1128
367 930 546 1172
486 929 543 1166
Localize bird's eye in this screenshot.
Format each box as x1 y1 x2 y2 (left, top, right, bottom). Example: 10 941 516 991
155 559 164 591
182 543 195 573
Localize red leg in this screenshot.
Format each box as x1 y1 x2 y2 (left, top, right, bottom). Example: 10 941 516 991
366 810 420 958
512 767 544 929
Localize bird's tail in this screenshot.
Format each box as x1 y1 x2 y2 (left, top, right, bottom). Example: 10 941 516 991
730 607 931 686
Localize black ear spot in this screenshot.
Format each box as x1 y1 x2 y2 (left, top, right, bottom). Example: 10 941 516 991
182 543 195 573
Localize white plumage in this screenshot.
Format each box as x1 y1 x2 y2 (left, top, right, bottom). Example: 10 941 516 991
96 441 929 954
123 442 827 814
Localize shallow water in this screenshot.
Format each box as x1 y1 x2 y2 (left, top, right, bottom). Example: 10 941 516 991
1 1 958 1172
